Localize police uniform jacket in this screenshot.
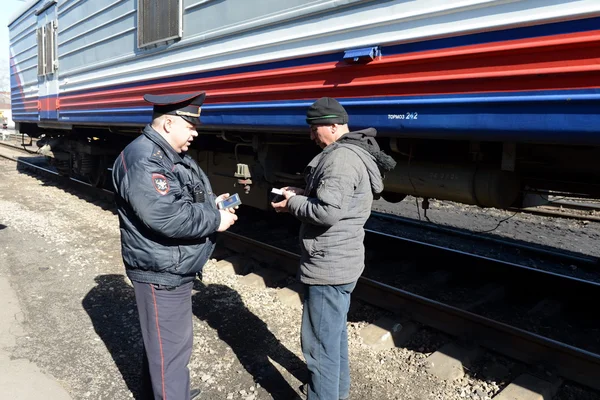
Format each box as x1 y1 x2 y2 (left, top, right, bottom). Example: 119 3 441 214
112 125 221 287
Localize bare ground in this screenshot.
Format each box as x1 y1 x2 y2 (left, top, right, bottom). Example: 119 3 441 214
0 159 599 400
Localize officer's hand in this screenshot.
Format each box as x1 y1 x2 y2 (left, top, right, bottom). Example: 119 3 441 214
215 193 229 205
217 210 238 232
215 193 238 213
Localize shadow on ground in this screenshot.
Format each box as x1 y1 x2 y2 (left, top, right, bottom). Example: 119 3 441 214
82 274 144 398
192 280 308 399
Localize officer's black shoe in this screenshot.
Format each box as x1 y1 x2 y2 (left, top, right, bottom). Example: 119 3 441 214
190 388 201 400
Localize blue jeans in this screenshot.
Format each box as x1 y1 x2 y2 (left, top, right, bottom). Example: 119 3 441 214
301 281 357 400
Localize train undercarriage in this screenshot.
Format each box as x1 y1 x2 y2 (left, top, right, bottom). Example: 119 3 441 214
23 123 600 212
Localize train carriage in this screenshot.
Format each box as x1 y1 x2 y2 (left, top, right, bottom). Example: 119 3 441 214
8 0 600 210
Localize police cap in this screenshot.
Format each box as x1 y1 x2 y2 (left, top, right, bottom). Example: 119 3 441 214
143 91 206 126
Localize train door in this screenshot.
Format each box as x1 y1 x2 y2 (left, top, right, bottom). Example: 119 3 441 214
36 2 58 120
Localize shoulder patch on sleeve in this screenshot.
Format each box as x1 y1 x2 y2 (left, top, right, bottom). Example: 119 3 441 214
152 173 170 195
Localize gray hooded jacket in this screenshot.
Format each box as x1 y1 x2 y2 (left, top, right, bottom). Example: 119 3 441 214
287 128 395 285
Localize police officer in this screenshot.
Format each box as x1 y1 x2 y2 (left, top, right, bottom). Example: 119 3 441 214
112 91 238 399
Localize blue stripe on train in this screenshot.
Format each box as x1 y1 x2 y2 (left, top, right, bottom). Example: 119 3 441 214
62 15 600 97
32 87 600 105
50 93 600 145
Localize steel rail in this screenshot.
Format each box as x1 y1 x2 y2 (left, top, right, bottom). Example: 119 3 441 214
364 228 600 293
0 154 60 175
550 199 600 211
0 149 114 199
370 211 598 266
510 206 600 222
220 230 600 392
355 277 600 392
0 139 38 154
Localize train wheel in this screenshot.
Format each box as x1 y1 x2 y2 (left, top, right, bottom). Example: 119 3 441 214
88 158 106 187
380 191 406 203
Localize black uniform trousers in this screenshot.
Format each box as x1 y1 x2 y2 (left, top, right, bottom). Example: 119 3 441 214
133 280 194 400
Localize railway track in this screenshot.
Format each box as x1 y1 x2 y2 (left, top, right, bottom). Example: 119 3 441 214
509 197 600 222
0 135 38 153
0 140 38 157
2 143 600 398
220 213 600 397
514 205 600 222
369 211 599 270
0 141 114 202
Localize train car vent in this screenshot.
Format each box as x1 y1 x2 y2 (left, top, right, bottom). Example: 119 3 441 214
37 21 58 76
343 46 381 64
138 0 182 48
44 21 56 74
37 27 45 76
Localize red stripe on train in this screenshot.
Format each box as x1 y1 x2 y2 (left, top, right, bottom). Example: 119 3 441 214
42 29 600 110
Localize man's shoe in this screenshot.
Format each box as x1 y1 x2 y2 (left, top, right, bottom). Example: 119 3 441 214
300 383 349 400
190 388 201 400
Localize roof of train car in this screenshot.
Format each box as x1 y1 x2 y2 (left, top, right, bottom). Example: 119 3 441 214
8 0 42 27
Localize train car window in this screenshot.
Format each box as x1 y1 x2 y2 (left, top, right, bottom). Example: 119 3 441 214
138 0 182 48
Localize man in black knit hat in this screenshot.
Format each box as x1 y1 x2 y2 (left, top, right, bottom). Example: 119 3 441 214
272 97 396 400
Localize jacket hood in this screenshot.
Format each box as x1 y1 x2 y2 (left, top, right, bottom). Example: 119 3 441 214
334 128 397 195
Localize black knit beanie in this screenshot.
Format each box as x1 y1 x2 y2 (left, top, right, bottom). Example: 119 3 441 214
306 97 348 125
